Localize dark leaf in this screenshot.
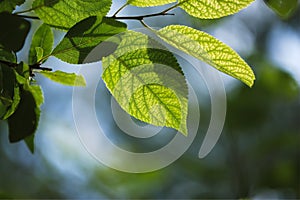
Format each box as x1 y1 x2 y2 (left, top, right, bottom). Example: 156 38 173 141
0 12 30 52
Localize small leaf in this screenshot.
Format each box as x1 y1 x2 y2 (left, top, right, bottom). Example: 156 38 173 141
27 85 44 107
178 0 255 19
158 25 255 87
264 0 298 18
2 86 20 120
29 24 54 65
0 63 19 119
35 47 44 62
0 0 25 13
51 17 127 64
103 31 188 135
8 86 41 142
0 12 30 52
16 62 30 80
38 70 86 87
127 0 176 7
24 134 35 153
32 0 112 30
0 48 16 63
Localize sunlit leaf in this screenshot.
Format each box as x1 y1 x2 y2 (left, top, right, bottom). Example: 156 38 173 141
35 47 44 62
51 17 127 64
32 0 112 30
127 0 176 7
39 70 86 87
29 24 54 65
103 31 188 135
178 0 255 19
158 25 255 87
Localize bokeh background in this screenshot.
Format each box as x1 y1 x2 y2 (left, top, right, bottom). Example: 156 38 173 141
0 0 299 198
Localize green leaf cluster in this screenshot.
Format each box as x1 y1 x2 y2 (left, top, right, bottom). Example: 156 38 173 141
0 0 261 151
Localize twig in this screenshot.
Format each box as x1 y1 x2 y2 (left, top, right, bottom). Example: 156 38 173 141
112 3 128 17
111 2 179 20
113 12 174 20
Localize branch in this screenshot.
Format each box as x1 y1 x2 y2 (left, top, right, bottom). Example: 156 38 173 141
0 60 52 76
14 14 40 20
112 3 128 17
111 2 179 20
30 64 52 72
113 12 174 20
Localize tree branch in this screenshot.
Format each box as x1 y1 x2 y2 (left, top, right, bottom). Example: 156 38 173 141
112 3 129 17
111 3 179 20
112 12 174 20
0 60 52 75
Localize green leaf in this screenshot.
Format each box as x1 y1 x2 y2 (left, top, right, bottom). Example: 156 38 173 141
0 0 25 13
0 48 16 63
24 134 35 153
158 25 255 87
35 47 44 62
29 24 54 65
264 0 298 18
8 84 42 143
0 12 30 52
27 85 44 107
2 86 20 120
103 31 188 135
38 70 86 86
32 0 112 30
178 0 255 19
51 17 127 64
16 62 30 80
127 0 176 7
0 63 20 119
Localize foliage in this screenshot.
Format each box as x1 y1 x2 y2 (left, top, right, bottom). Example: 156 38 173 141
0 0 297 151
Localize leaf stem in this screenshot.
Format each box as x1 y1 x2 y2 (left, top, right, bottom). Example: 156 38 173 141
113 12 174 20
139 20 153 30
112 3 129 17
111 3 179 20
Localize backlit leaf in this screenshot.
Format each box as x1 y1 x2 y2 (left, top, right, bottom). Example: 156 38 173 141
32 0 112 30
29 24 54 64
103 31 188 135
51 17 127 64
39 70 86 86
178 0 255 19
127 0 176 7
158 25 255 87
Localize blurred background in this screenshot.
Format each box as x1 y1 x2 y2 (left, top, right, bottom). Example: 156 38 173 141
0 0 299 198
